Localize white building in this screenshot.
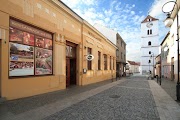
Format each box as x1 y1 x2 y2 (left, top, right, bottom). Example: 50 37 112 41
140 15 160 75
94 24 126 76
126 60 140 74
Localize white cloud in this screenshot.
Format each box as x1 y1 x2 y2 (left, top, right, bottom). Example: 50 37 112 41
131 11 135 15
149 0 172 42
61 0 166 62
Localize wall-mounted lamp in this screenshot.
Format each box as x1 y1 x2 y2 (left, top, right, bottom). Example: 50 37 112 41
164 46 169 52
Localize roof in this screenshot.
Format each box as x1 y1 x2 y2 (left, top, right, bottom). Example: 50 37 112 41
141 15 159 23
127 60 140 66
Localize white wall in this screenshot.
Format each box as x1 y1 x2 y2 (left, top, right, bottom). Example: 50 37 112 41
141 20 159 38
140 17 159 74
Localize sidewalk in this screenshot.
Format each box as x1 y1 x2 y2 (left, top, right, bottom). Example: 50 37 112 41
0 76 180 120
155 77 180 105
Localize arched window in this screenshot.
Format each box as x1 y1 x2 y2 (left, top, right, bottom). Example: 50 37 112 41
148 41 151 46
150 29 152 34
149 60 151 63
147 30 149 35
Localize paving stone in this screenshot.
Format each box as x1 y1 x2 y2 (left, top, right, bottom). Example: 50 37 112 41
43 78 160 120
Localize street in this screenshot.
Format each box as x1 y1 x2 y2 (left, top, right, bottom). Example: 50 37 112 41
0 75 180 120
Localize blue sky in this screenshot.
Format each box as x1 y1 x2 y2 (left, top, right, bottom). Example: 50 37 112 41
61 0 171 62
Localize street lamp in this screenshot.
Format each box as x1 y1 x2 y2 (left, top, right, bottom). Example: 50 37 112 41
162 1 180 101
149 51 155 79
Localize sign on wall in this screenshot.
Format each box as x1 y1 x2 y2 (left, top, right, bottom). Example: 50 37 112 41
86 54 94 61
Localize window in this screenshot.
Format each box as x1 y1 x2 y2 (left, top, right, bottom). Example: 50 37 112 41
121 41 123 47
150 29 152 34
113 58 114 70
147 18 152 22
9 19 53 77
147 29 152 35
148 41 151 46
110 56 111 70
147 30 149 35
149 51 151 54
104 54 107 70
98 51 101 70
149 60 151 63
116 50 119 57
87 47 92 70
121 52 123 59
124 54 125 60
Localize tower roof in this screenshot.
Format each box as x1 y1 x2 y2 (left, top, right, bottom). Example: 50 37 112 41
141 15 159 23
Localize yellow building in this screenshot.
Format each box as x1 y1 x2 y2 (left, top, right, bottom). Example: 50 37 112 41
0 0 117 100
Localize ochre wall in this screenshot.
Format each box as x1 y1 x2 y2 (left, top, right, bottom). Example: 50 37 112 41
81 23 116 85
0 0 116 100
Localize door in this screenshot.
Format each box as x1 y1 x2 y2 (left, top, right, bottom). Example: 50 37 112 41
66 58 70 87
70 59 76 85
171 57 174 81
171 65 174 80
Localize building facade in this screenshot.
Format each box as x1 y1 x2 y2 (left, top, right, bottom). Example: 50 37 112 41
162 0 180 82
140 15 160 76
126 61 140 74
0 0 117 100
94 24 126 77
155 54 161 77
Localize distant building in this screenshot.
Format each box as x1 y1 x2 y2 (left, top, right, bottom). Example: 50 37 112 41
140 15 160 75
155 54 161 77
94 24 126 76
126 60 140 74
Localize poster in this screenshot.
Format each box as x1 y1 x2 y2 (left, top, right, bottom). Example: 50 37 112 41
9 27 23 43
35 48 52 75
9 43 34 76
44 39 52 50
35 36 45 48
9 61 34 76
23 32 35 46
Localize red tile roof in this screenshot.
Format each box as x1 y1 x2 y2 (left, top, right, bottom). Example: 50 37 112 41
127 61 140 66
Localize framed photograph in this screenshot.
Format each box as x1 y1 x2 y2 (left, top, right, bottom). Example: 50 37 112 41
44 39 52 50
35 36 45 48
9 27 23 43
9 61 34 76
9 43 34 76
35 48 52 75
23 32 35 46
10 43 34 60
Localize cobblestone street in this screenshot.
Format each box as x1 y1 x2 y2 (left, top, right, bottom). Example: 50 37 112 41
44 78 159 120
0 76 180 120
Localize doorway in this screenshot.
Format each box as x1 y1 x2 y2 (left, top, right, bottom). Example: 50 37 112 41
66 58 76 87
171 57 174 81
66 41 77 87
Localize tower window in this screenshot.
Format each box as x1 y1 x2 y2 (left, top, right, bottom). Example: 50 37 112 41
147 29 152 35
150 29 152 34
148 41 151 46
149 60 151 63
147 30 149 35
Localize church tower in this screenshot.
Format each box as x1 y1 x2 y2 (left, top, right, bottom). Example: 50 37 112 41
140 15 160 75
